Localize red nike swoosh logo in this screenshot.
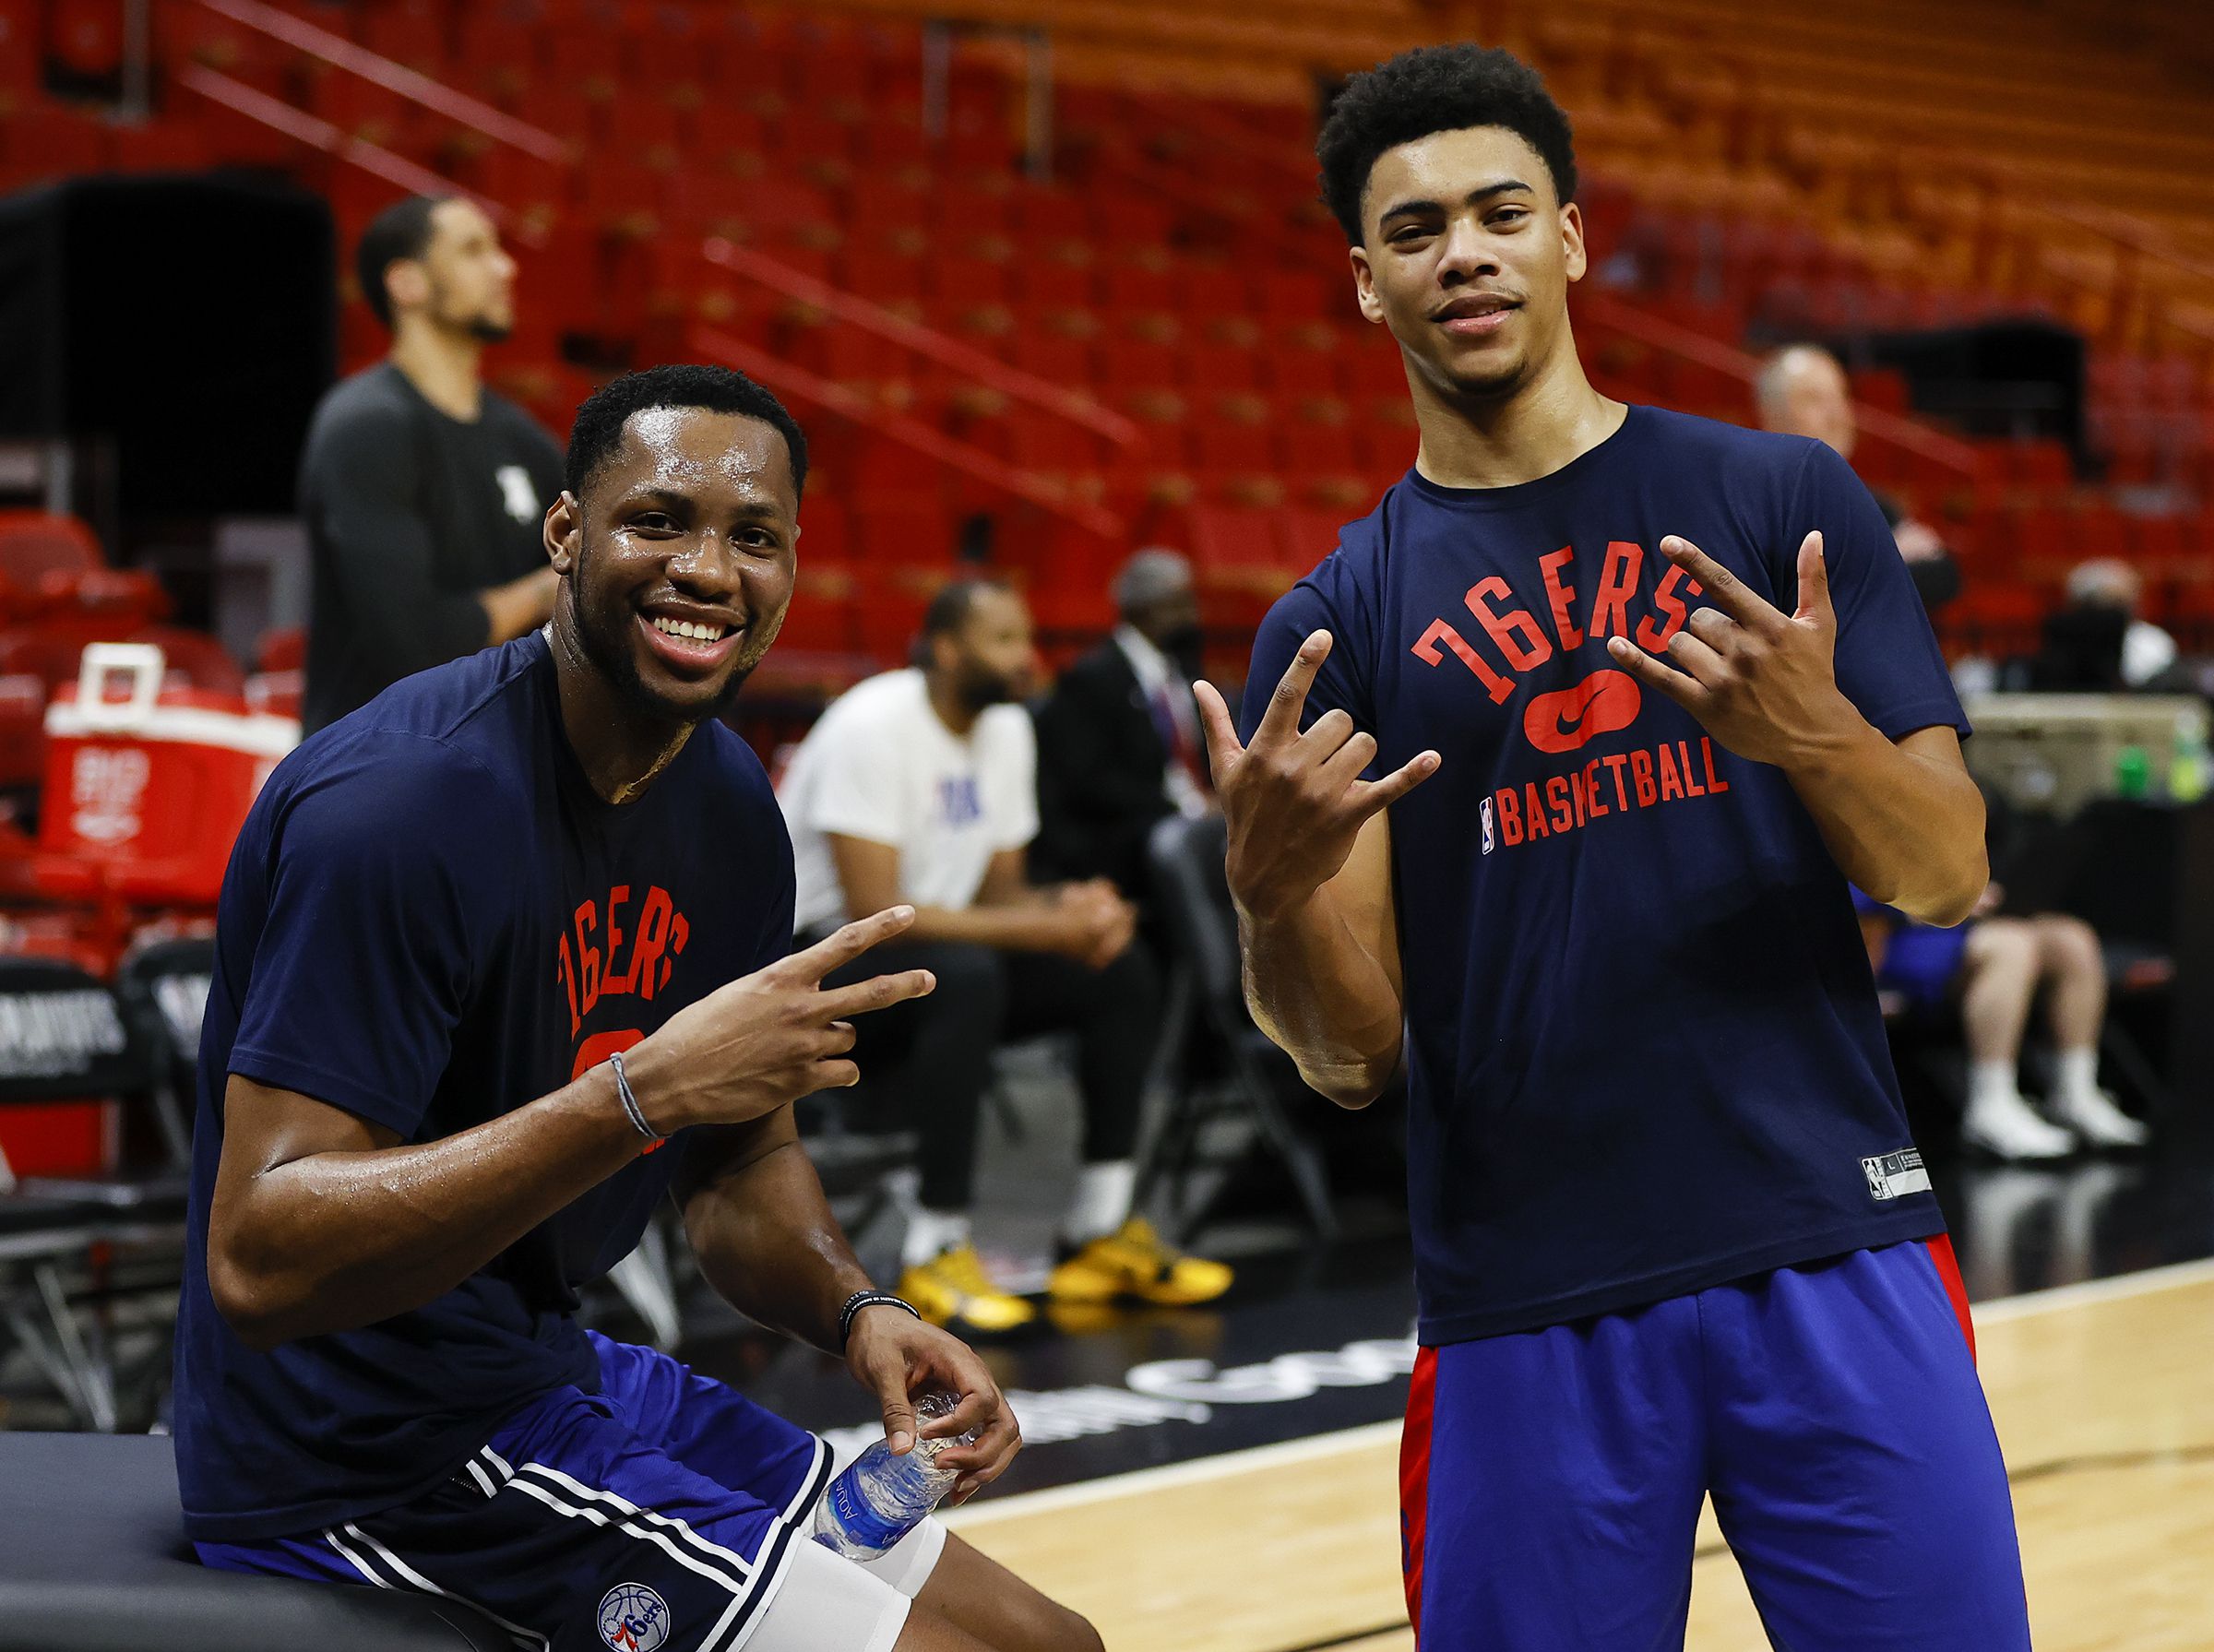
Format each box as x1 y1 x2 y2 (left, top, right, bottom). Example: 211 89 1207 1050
1522 669 1642 754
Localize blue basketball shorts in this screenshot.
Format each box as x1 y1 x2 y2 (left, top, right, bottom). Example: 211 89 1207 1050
196 1332 939 1652
1399 1240 2030 1652
1876 921 1975 1014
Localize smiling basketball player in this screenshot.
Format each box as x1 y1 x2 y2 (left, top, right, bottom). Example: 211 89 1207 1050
1196 45 2031 1652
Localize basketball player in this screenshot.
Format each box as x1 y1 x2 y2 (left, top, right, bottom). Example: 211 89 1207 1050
176 364 1101 1652
1196 46 2030 1651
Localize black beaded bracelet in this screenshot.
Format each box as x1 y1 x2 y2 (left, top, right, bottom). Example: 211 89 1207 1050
839 1290 921 1349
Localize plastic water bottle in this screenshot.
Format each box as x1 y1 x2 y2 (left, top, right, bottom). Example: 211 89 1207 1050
811 1392 974 1559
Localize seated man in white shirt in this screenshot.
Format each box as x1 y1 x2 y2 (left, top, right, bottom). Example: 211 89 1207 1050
779 579 1232 1335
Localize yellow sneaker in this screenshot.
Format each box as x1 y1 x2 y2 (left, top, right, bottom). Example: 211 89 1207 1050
898 1243 1038 1335
1047 1218 1233 1307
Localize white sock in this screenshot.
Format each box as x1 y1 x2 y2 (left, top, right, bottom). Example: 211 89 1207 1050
2052 1046 2101 1106
901 1207 971 1269
1970 1061 2022 1107
1064 1160 1137 1245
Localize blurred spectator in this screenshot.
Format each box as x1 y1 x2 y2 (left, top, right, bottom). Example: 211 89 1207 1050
778 579 1230 1336
1756 344 1959 614
1033 549 1213 908
2031 559 2179 691
1859 885 2148 1159
299 196 561 732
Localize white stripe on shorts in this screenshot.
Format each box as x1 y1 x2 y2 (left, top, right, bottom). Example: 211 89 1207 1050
780 1435 833 1524
514 1460 759 1580
322 1524 547 1652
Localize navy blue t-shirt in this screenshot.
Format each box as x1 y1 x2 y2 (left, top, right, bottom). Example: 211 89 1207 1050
1243 407 1967 1346
173 632 794 1541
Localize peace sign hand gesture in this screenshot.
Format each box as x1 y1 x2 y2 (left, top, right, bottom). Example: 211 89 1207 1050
1605 532 1860 770
1194 631 1440 924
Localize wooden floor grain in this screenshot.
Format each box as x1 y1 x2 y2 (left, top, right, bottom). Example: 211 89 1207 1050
946 1265 2214 1651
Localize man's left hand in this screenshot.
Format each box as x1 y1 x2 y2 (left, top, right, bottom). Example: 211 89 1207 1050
844 1306 1021 1505
1607 531 1862 770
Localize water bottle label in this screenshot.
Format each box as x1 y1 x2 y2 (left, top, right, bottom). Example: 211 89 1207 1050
824 1471 918 1553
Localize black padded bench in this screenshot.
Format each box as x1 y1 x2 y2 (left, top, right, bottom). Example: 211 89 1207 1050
0 1432 509 1652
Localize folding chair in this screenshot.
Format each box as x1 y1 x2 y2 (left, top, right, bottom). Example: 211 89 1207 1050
1137 814 1336 1242
0 956 178 1429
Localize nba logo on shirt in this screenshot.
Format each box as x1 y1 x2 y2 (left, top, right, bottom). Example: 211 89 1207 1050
598 1582 669 1651
495 464 540 524
936 776 982 826
1480 797 1494 856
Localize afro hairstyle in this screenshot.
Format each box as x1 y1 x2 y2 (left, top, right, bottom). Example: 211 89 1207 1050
1316 44 1577 244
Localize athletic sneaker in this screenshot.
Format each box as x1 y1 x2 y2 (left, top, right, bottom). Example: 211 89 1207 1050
1047 1218 1233 1306
898 1244 1037 1335
2050 1087 2150 1149
1963 1087 2076 1160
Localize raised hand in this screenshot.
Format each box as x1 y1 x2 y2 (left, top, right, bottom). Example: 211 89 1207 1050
623 906 936 1132
1604 532 1859 769
1195 631 1439 923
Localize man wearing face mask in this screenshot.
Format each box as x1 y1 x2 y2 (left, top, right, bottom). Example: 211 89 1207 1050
780 579 1231 1335
1034 550 1215 910
1756 344 1962 616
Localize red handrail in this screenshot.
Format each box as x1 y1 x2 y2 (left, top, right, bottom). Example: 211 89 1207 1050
171 25 1129 541
1578 291 1981 478
691 326 1124 540
699 240 1137 450
185 0 1139 447
191 0 569 163
175 63 520 225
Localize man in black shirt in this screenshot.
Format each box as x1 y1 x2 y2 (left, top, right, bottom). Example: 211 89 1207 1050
299 196 562 731
1034 548 1213 905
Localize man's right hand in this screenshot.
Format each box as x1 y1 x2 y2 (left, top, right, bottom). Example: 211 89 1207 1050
624 906 935 1132
1194 630 1439 924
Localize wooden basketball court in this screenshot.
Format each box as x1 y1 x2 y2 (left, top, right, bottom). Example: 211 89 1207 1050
947 1261 2214 1650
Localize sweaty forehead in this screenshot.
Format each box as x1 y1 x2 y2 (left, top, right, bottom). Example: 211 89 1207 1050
1363 125 1554 220
608 408 794 508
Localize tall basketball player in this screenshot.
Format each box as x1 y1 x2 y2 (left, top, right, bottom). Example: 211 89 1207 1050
1195 44 2031 1652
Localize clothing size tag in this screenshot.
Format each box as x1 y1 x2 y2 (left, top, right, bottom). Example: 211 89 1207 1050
1861 1148 1931 1201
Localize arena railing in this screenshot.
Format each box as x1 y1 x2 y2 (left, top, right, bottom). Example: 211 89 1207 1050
173 64 519 232
172 0 1137 540
1577 292 1982 481
180 0 1138 451
691 326 1122 541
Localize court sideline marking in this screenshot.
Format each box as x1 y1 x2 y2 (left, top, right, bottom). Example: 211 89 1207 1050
944 1254 2214 1531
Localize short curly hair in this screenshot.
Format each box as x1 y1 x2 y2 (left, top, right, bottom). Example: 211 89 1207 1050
565 363 808 502
1316 44 1577 244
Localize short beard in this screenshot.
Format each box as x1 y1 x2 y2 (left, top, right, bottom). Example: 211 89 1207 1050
954 665 1017 716
568 555 761 727
466 315 513 344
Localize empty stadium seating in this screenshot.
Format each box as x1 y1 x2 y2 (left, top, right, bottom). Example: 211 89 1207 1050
0 0 2208 663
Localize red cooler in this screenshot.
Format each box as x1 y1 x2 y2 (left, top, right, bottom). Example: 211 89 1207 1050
37 642 299 907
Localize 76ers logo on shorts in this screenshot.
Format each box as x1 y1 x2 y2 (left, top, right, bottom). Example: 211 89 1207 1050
599 1582 670 1651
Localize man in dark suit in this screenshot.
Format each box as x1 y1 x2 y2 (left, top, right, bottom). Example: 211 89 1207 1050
1034 550 1213 905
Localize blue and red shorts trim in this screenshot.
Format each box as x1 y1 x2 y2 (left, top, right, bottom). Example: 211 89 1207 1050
1398 1239 2022 1651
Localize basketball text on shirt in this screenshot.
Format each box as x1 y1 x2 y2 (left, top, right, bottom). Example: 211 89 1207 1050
1406 535 1737 853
